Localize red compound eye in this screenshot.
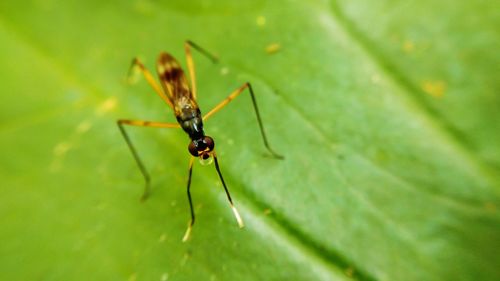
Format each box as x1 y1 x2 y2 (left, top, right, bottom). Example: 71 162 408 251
188 141 198 156
203 136 214 151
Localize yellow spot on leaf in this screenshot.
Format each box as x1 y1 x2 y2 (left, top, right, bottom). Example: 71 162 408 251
263 208 272 215
422 80 447 98
76 120 92 134
256 16 266 27
220 67 229 76
53 142 72 156
403 40 415 53
158 233 167 243
96 97 117 115
266 43 281 54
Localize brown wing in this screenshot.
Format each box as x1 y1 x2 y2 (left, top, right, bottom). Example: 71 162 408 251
156 52 196 108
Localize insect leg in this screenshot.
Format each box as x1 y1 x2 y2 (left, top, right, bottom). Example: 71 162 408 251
182 157 196 242
185 40 219 63
184 40 219 101
213 151 244 228
203 82 283 159
128 57 174 109
117 119 180 201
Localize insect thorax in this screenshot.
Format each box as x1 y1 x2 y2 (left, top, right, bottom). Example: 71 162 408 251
176 104 204 139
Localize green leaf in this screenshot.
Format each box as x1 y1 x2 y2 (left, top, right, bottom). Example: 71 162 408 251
0 1 498 280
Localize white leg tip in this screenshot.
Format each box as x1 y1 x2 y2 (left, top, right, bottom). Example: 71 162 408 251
231 205 244 228
182 225 192 242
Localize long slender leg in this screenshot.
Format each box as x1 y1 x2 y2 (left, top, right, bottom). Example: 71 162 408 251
213 151 244 228
184 40 219 101
203 82 283 159
117 119 180 200
182 157 196 242
128 58 174 109
118 119 180 128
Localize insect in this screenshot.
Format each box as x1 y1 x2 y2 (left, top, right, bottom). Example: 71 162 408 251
117 41 282 241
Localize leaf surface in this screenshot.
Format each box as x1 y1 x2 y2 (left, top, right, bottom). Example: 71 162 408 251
0 1 498 280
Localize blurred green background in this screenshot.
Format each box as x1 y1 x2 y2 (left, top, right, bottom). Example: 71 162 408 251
0 1 499 280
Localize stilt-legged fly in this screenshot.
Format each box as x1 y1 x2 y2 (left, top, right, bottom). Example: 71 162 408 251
117 41 282 242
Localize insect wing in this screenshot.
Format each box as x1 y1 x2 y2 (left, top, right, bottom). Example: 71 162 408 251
156 52 194 105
